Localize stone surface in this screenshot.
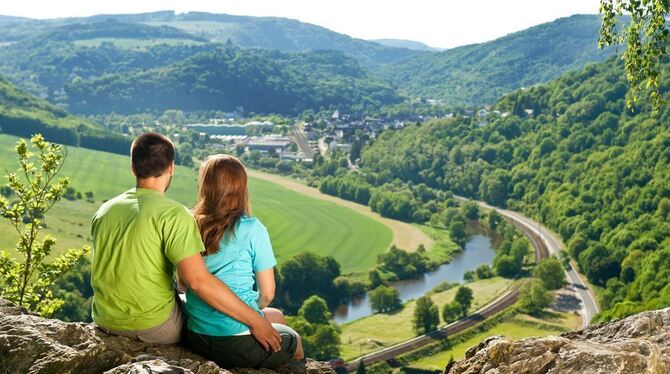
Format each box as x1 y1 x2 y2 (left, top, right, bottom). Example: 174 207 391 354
445 307 670 374
0 299 334 374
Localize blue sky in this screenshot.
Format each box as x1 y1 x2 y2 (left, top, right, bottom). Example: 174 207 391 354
1 0 602 48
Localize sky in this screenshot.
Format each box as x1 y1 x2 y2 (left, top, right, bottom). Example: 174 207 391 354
1 0 602 49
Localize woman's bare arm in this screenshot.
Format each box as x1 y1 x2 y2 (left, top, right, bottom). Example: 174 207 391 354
256 268 275 309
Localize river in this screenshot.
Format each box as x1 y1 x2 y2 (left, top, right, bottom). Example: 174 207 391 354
333 232 497 324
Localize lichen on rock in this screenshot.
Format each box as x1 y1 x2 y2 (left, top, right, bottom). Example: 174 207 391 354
445 307 670 374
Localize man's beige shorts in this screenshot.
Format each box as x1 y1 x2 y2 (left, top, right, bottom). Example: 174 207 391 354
98 300 185 344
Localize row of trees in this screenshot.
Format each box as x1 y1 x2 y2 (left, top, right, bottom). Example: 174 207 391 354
413 286 474 335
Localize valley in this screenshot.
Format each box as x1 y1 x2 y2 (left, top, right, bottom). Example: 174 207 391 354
1 4 669 373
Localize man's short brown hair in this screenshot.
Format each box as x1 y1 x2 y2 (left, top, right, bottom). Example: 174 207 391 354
131 132 175 179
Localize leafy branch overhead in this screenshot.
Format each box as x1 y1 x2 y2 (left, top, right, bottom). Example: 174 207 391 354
599 0 670 114
0 134 89 317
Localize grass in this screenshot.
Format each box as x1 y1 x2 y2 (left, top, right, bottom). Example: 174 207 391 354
73 38 204 50
0 134 392 273
415 224 461 264
143 21 240 41
339 277 514 360
406 311 578 371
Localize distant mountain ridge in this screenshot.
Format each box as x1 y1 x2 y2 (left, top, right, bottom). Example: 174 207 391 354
0 11 624 115
379 14 618 106
0 10 426 69
371 39 440 51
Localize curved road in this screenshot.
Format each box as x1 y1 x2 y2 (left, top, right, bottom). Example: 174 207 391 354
346 197 598 371
461 198 599 328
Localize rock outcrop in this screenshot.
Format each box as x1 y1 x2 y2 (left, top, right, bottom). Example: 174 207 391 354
0 300 334 374
446 307 670 374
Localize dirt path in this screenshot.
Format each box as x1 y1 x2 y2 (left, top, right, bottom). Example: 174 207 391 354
248 170 433 251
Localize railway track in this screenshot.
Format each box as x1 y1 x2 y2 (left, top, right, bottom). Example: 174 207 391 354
345 200 552 371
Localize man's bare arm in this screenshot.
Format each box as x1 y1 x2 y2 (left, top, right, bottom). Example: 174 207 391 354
177 254 281 351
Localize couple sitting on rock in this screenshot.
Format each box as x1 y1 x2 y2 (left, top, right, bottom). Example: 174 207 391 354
90 132 304 369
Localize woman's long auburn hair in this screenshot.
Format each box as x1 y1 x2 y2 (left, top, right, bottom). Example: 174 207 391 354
193 154 250 255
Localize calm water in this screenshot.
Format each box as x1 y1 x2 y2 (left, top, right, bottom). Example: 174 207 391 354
332 233 496 324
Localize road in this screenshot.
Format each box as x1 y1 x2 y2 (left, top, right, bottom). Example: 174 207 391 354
346 197 600 370
345 198 568 371
457 197 599 328
291 123 315 159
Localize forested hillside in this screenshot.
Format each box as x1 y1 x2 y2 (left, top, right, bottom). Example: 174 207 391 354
0 20 219 99
357 56 670 321
64 46 402 115
0 11 424 70
379 15 616 106
0 77 129 153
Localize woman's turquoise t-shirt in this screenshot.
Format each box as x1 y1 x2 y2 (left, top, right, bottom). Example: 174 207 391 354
185 216 277 336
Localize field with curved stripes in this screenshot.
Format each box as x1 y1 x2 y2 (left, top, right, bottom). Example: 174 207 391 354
0 134 392 273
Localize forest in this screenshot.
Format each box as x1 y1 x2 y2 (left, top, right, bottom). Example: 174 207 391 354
326 55 670 321
378 15 616 106
64 45 402 115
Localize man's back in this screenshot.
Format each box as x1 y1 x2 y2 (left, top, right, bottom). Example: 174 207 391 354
91 188 202 331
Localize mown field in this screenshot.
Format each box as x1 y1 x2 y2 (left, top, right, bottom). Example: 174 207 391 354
73 37 205 50
339 277 515 360
0 134 392 273
406 311 580 371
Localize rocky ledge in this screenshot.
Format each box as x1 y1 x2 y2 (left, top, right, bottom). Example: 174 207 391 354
446 307 670 374
0 300 334 374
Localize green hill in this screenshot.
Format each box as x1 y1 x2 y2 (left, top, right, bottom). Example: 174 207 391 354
371 39 440 52
354 55 670 321
0 11 425 70
0 20 219 99
0 133 392 273
0 76 129 154
64 46 403 115
379 15 617 106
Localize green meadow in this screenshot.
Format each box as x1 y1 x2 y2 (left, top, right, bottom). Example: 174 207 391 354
73 38 205 50
0 134 392 273
339 277 514 360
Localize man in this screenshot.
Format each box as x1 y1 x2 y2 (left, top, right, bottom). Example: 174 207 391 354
91 132 280 351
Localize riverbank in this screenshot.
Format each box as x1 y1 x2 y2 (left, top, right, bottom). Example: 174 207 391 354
338 276 515 360
333 225 497 324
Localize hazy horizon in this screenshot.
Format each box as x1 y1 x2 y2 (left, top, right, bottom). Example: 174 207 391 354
1 0 601 49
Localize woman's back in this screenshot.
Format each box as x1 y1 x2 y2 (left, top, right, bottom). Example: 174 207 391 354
185 216 276 336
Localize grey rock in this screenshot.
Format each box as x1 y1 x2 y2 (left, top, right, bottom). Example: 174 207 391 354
0 299 334 374
445 307 670 374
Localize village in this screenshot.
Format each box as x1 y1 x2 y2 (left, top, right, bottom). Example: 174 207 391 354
187 107 508 165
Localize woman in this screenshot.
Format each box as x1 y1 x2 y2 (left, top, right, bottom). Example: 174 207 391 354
184 154 304 369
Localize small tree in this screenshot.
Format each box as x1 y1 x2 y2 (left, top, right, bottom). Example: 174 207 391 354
533 257 567 290
488 210 501 231
518 279 551 315
368 269 384 289
298 295 331 325
311 324 341 360
0 135 89 316
369 285 402 313
454 286 474 317
462 201 479 220
413 295 440 334
442 301 462 324
356 360 366 374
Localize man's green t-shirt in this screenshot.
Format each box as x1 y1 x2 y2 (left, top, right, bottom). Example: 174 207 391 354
91 188 204 331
